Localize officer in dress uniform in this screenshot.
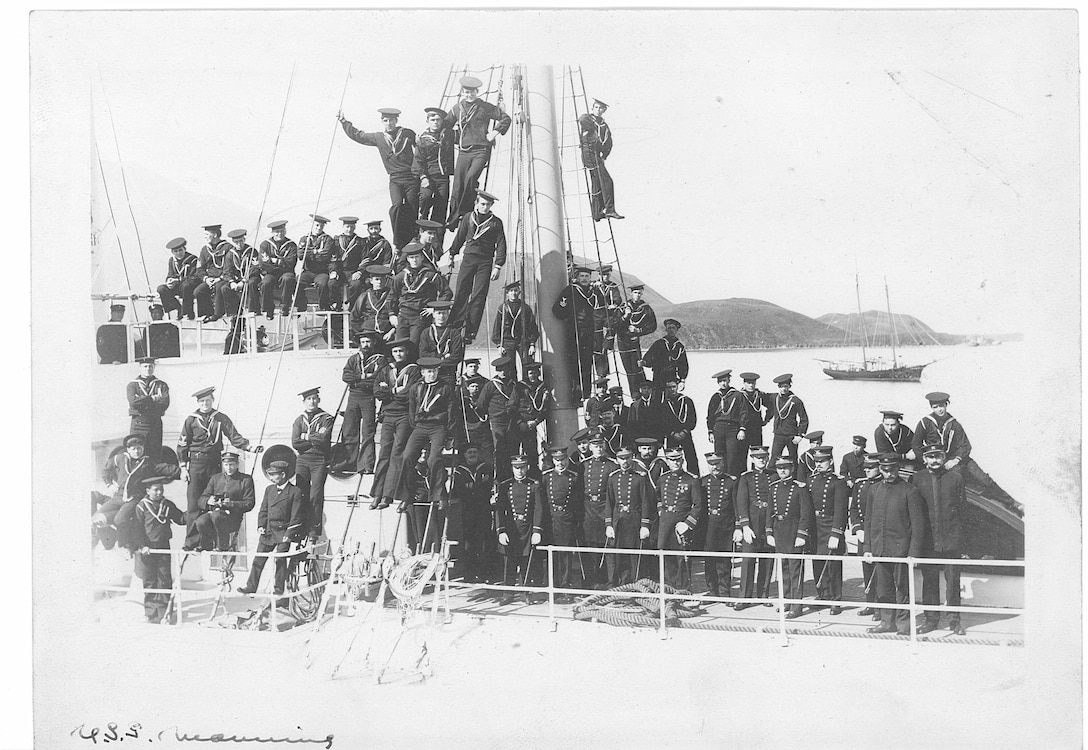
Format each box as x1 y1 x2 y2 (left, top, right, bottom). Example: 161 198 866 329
518 362 551 474
839 436 869 487
656 447 705 589
450 443 495 582
910 444 968 636
874 410 915 461
339 107 419 249
237 461 304 604
616 283 657 394
768 373 809 472
491 280 539 379
700 453 742 600
369 338 419 509
552 266 601 399
494 455 543 605
738 372 771 458
867 454 929 635
252 219 300 319
911 391 1022 515
578 98 623 222
706 369 751 478
292 387 335 542
663 377 699 476
475 355 530 483
192 449 256 551
389 243 452 344
341 329 388 475
580 437 616 588
798 430 825 481
298 215 342 311
417 299 465 384
127 357 170 459
540 445 585 600
388 358 454 518
444 76 513 228
157 237 200 320
350 264 395 343
807 446 848 614
178 386 255 549
767 457 814 619
448 190 507 345
734 446 776 610
641 319 689 397
849 455 882 618
593 264 624 379
129 476 185 623
414 106 455 229
603 447 653 586
626 380 667 444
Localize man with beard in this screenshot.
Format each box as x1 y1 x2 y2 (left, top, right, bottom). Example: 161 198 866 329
580 436 617 589
656 447 704 590
340 329 388 475
192 449 256 552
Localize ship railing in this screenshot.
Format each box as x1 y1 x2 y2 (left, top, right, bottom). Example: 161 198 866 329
444 546 1024 647
93 543 328 633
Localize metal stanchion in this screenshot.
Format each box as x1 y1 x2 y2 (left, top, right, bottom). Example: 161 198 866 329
775 554 787 645
907 557 918 647
658 549 666 639
547 547 556 631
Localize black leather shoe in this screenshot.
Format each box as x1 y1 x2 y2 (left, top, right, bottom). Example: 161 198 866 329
857 607 876 616
368 497 381 510
706 588 721 599
607 211 625 220
733 602 752 612
917 620 939 635
522 592 534 605
786 606 803 619
236 586 256 595
499 593 517 606
829 606 843 615
868 624 898 634
949 620 966 636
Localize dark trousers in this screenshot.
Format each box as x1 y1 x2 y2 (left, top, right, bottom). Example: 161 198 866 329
584 156 616 219
245 538 292 595
450 253 494 340
657 513 691 590
130 416 163 460
743 425 763 463
420 175 450 226
501 554 528 587
389 176 420 249
490 422 519 483
782 555 805 611
158 279 201 319
342 391 378 473
770 434 800 473
876 561 911 631
406 500 445 554
461 504 493 581
617 338 645 393
371 412 412 499
811 553 843 602
593 328 614 379
259 272 302 315
450 146 491 222
135 548 173 622
570 325 596 397
394 310 428 345
390 423 449 504
498 343 534 380
921 548 962 623
295 455 329 539
299 271 340 310
184 453 219 548
861 560 878 603
712 422 746 477
194 280 239 318
739 540 773 600
192 510 241 551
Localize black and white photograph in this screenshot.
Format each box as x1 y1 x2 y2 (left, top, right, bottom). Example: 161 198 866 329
26 7 1080 749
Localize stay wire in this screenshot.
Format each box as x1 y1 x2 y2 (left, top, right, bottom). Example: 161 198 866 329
94 136 139 323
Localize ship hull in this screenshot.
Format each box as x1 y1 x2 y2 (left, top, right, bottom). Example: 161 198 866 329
822 364 927 382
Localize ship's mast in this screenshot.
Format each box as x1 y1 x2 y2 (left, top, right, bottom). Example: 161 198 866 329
854 272 869 367
884 276 899 367
523 65 579 441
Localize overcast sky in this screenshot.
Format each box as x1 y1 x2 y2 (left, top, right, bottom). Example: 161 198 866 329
71 9 1077 335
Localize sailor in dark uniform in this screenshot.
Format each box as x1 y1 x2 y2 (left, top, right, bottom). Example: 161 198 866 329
551 266 600 399
874 409 915 461
97 302 129 365
339 107 419 249
192 448 256 552
454 376 492 467
706 369 751 478
138 303 181 360
448 190 507 345
298 214 342 311
607 385 628 428
641 319 689 396
911 391 1022 515
566 427 593 474
178 386 255 549
518 362 552 473
768 373 809 473
839 436 869 487
389 358 454 517
450 443 495 582
129 476 185 623
417 299 464 384
604 447 653 586
734 446 776 610
226 229 259 316
700 453 741 600
849 455 882 618
415 106 454 229
157 237 200 320
237 461 304 603
413 219 446 273
475 356 529 483
336 217 366 305
656 447 704 589
491 280 539 379
799 430 825 481
807 446 848 614
369 338 420 509
96 434 165 550
127 357 170 459
595 407 626 460
616 283 656 394
580 437 616 588
593 264 623 379
767 457 814 619
350 264 395 343
444 76 512 228
341 329 388 475
738 372 770 457
540 446 585 600
253 219 300 319
389 243 452 344
583 377 610 430
193 224 240 322
626 380 666 444
663 377 699 476
494 455 543 604
578 98 623 221
291 387 335 542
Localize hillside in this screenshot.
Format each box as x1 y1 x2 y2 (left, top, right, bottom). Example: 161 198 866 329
654 297 842 349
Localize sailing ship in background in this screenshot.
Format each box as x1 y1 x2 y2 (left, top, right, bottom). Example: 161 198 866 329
818 275 939 382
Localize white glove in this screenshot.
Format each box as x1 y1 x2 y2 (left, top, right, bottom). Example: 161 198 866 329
605 526 615 539
498 532 510 546
945 458 960 469
675 521 689 536
793 537 805 548
528 344 536 358
181 466 190 482
732 529 743 545
489 267 501 281
742 526 755 544
766 534 776 547
856 530 865 544
792 436 802 445
486 129 499 143
828 536 840 551
738 429 746 440
707 432 714 444
640 527 650 540
864 551 873 559
905 449 916 460
389 314 399 327
257 527 266 535
531 532 541 545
